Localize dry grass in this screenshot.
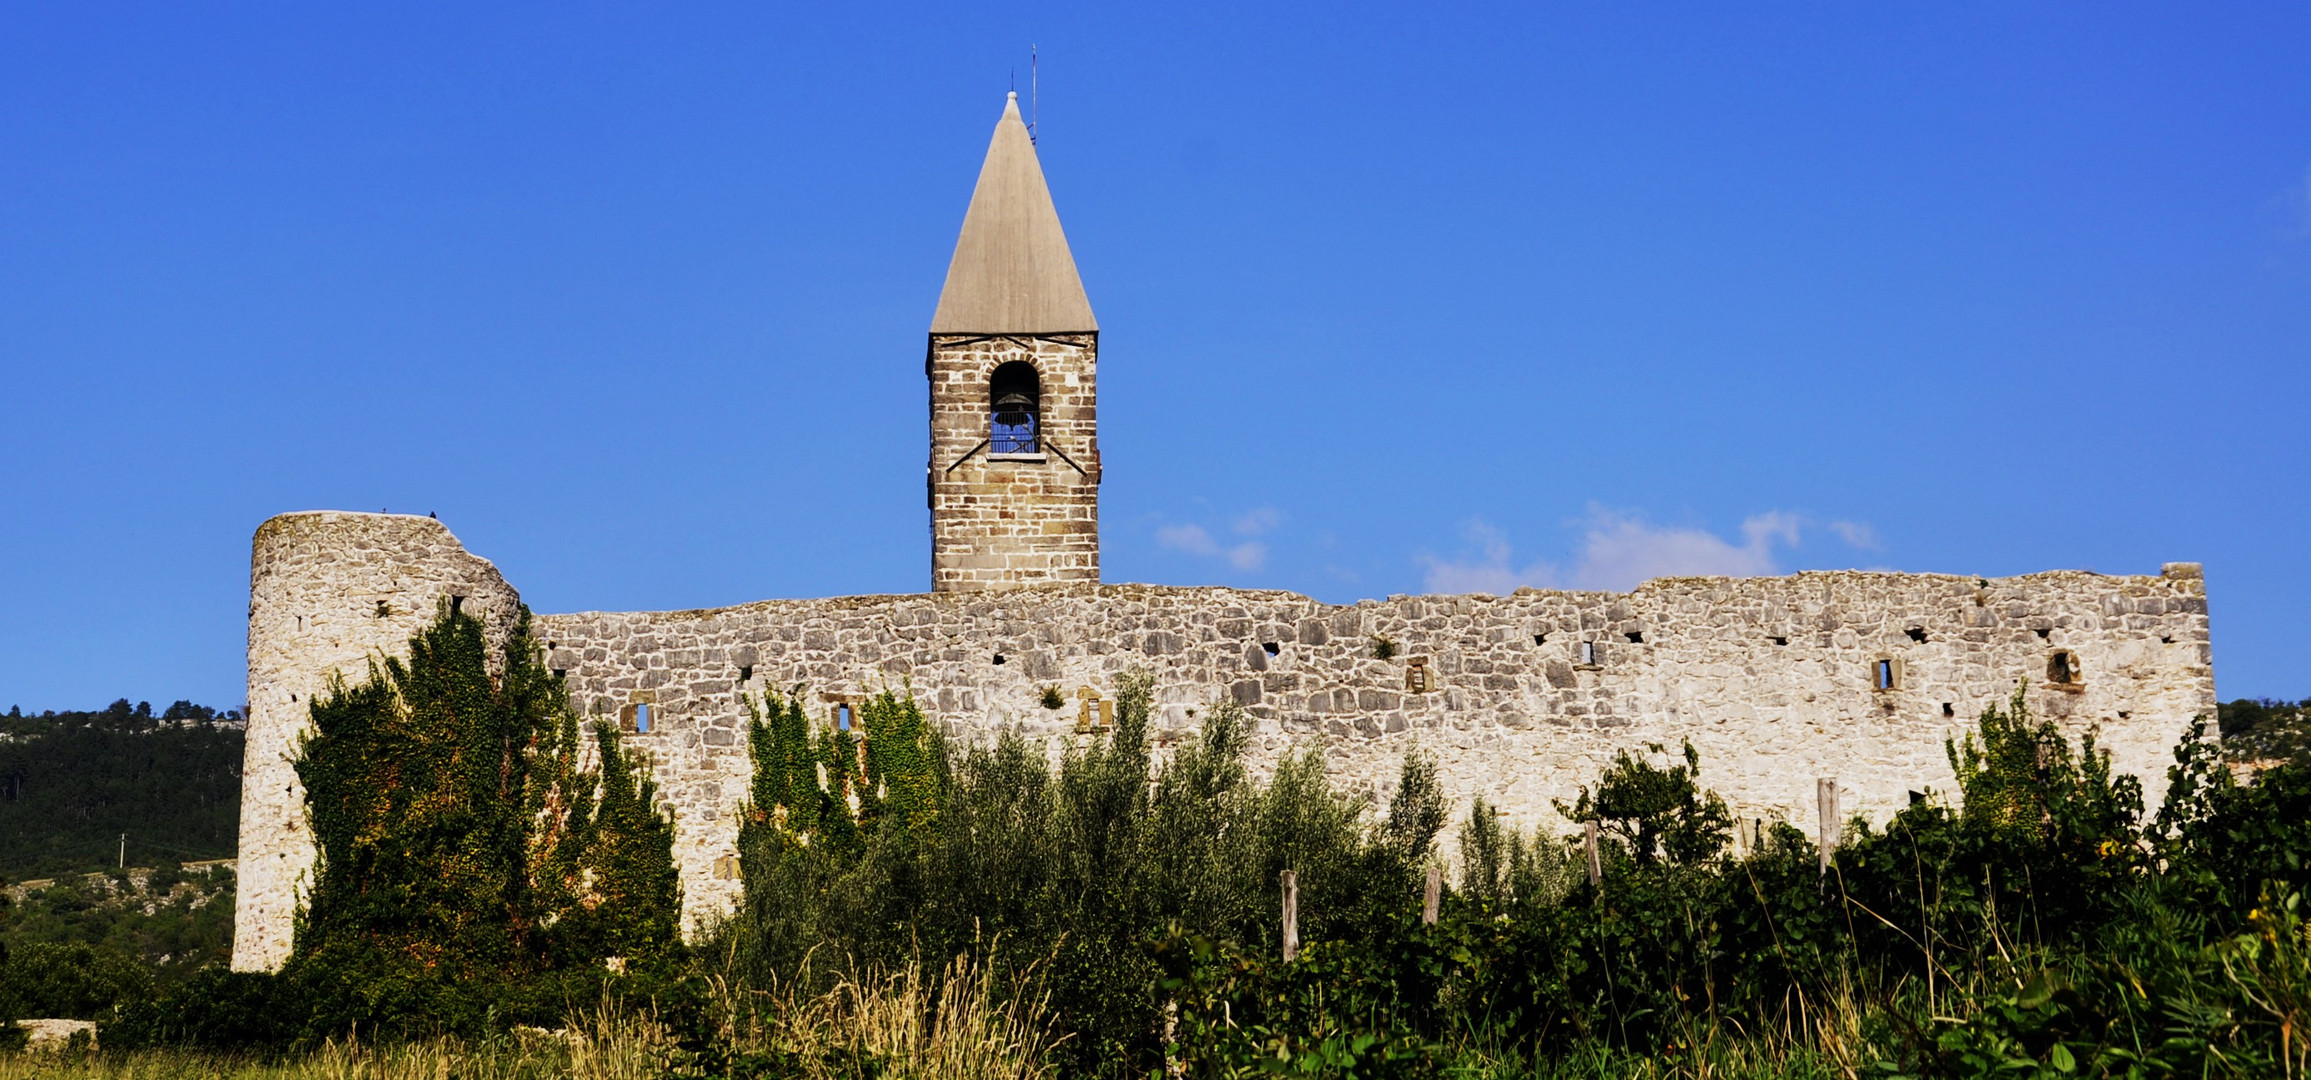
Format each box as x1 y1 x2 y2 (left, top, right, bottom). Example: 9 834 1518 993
718 948 1066 1080
1 950 1058 1080
0 998 677 1080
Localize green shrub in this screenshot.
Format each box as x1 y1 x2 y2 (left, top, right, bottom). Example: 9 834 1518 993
130 600 692 1046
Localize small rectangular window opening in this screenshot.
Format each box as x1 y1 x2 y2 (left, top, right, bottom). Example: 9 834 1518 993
618 698 657 734
449 595 465 617
737 664 753 685
836 703 854 732
1942 702 1955 718
1579 641 1597 666
1873 659 1898 691
1404 657 1431 694
1772 636 1789 646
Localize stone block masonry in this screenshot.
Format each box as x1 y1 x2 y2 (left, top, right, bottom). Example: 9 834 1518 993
235 513 2215 966
234 513 524 973
928 333 1099 592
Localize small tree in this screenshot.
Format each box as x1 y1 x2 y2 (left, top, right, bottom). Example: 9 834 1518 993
1554 739 1732 867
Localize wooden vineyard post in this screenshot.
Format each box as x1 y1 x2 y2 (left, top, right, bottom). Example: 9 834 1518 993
1585 821 1602 888
1818 778 1841 876
1280 870 1300 961
1422 865 1441 925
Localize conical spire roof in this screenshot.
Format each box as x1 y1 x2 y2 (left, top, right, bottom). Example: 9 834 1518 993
930 93 1097 334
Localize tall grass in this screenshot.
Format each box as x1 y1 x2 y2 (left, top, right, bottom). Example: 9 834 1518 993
709 948 1064 1080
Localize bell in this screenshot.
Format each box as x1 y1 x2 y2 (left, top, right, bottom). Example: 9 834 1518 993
992 391 1036 429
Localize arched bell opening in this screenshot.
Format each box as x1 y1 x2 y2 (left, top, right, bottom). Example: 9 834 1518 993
989 361 1040 454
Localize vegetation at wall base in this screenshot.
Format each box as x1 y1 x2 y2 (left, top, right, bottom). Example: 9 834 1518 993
2 648 2305 1076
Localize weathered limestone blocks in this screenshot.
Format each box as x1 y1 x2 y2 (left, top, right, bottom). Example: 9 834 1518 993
536 565 2212 935
233 512 523 972
929 334 1100 592
237 513 2215 959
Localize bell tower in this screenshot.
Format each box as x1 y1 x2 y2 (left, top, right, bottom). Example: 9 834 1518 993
927 92 1100 592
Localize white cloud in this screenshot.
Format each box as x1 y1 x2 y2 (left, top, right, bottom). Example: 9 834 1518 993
1156 523 1220 558
1233 507 1283 536
1157 517 1270 571
1420 506 1878 595
1567 508 1791 590
1418 521 1560 594
1828 519 1881 550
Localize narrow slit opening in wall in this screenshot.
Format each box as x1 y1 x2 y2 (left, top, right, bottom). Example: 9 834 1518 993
836 703 854 732
1625 630 1644 644
1579 641 1597 665
1906 627 1927 643
1262 642 1280 657
737 664 753 685
1874 659 1897 691
1942 702 1955 717
450 595 465 617
296 615 304 632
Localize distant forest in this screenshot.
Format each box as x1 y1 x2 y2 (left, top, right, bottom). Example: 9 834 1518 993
0 700 244 878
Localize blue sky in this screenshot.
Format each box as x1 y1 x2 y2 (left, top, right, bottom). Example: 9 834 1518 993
2 3 2306 712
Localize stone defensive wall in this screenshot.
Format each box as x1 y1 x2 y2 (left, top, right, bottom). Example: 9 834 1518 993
238 511 2217 965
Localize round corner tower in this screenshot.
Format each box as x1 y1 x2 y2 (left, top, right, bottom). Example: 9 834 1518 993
927 92 1100 593
234 511 524 972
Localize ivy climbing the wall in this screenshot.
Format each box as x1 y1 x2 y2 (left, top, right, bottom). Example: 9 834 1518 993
284 600 681 1036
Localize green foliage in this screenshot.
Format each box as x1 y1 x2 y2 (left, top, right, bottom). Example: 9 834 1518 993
0 699 243 877
1947 685 2143 850
1038 684 1066 710
721 671 1449 1080
1457 796 1578 912
1553 738 1733 867
1150 695 2311 1077
0 941 154 1021
1369 636 1397 660
249 599 684 1041
2219 696 2311 767
0 863 234 1011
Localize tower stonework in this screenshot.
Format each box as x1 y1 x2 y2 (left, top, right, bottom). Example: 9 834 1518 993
928 93 1100 592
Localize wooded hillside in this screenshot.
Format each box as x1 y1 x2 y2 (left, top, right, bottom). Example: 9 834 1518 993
0 700 243 878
